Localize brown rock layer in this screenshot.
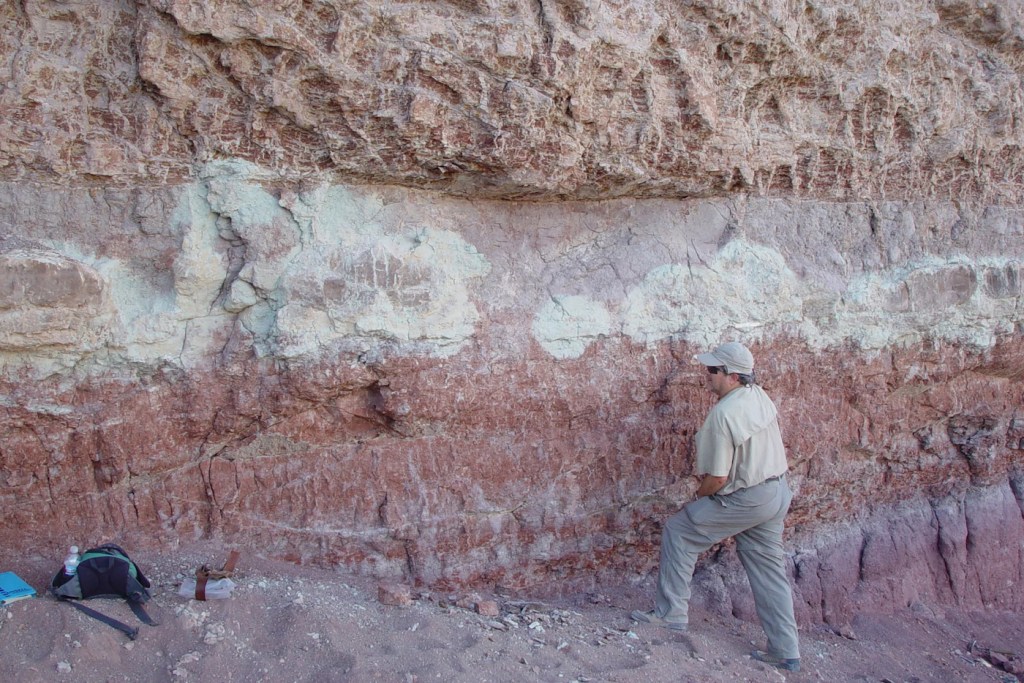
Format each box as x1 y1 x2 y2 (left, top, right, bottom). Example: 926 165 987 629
2 1 1023 200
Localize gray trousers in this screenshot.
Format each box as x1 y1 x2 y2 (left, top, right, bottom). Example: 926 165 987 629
654 476 800 659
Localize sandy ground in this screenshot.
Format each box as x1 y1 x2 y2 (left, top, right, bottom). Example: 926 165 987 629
1 543 1022 683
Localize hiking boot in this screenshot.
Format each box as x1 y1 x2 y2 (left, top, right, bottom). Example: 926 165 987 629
751 650 800 672
629 609 687 632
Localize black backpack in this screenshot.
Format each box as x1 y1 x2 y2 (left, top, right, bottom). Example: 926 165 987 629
50 544 157 639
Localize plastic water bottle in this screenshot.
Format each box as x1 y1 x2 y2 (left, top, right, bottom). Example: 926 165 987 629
63 546 81 576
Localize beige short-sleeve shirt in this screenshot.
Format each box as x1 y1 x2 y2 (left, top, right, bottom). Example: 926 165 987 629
695 384 788 495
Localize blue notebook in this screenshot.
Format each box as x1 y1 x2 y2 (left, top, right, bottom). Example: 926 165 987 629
0 571 36 605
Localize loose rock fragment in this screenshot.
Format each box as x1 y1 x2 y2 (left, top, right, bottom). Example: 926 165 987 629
378 583 413 607
476 600 500 617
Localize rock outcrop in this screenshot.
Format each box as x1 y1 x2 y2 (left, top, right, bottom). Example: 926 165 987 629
1 0 1022 625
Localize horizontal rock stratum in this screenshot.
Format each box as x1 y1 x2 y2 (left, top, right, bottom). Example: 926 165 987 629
1 0 1022 627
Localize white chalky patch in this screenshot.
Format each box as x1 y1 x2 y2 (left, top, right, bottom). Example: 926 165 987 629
825 257 1019 350
184 161 491 359
532 295 613 359
620 240 803 349
23 160 492 369
203 160 302 295
112 181 231 365
4 174 1021 374
270 187 490 358
613 241 1022 354
172 184 227 316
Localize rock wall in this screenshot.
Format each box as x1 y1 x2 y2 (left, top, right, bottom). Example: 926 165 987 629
1 0 1023 624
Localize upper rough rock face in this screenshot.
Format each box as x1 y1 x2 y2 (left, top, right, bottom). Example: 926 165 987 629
1 0 1022 200
0 0 1022 627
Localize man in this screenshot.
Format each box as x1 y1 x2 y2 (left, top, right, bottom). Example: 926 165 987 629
630 341 801 672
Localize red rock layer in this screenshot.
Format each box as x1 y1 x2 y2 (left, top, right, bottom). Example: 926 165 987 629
3 335 1021 622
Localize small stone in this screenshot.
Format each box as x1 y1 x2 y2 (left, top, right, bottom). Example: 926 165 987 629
57 662 72 673
476 600 500 617
837 624 858 640
455 593 480 610
378 583 413 607
204 623 227 645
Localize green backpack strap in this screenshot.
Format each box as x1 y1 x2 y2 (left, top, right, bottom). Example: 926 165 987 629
59 597 140 640
127 595 158 626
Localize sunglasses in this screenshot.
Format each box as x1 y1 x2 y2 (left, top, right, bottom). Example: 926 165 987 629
707 366 727 375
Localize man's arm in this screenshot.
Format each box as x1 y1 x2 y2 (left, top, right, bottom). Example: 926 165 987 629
695 474 728 498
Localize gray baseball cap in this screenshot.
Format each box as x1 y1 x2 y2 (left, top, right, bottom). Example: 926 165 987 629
694 341 754 374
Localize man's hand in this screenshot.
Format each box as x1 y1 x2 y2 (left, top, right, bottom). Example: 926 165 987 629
695 474 728 498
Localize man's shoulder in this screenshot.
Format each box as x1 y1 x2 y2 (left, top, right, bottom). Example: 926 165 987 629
714 386 779 436
731 384 778 408
718 385 769 407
